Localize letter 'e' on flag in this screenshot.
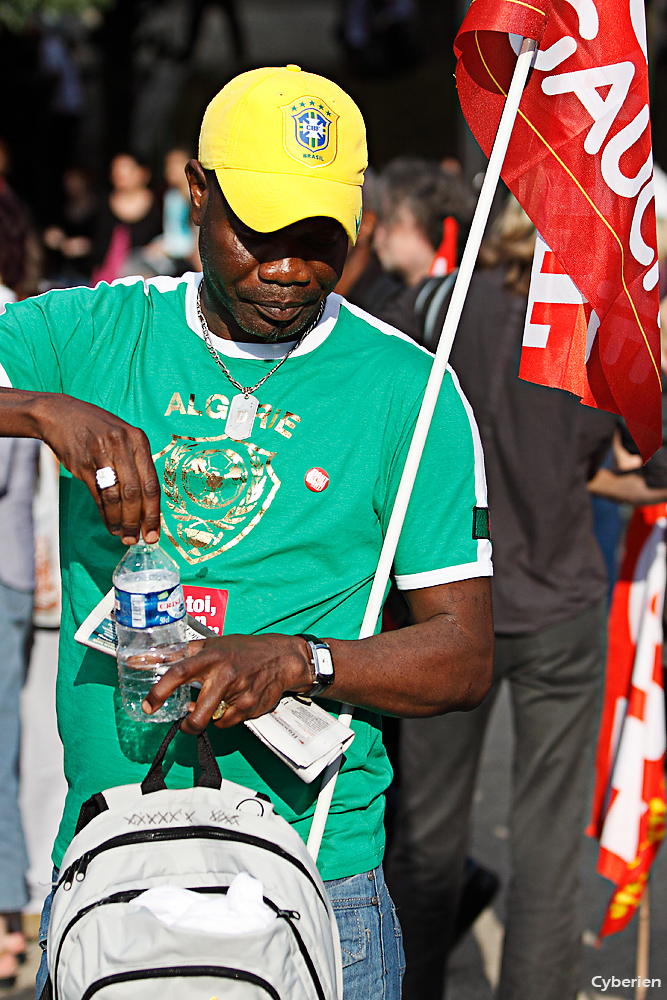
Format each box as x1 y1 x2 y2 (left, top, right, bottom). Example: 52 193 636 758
454 0 662 461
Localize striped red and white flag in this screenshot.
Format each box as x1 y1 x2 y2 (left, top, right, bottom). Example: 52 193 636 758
587 504 667 939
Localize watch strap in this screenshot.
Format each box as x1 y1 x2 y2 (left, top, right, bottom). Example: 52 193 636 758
298 634 335 698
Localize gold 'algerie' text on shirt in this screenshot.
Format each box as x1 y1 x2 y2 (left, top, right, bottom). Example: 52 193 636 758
164 392 301 439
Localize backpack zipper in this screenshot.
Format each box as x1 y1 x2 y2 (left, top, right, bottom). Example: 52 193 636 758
53 887 326 1000
79 965 280 999
265 902 327 1000
198 891 326 1000
58 826 327 907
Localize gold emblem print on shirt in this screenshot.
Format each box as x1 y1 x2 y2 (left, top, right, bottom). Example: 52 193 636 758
152 434 281 564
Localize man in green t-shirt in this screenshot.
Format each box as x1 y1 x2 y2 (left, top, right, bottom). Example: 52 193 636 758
0 67 493 999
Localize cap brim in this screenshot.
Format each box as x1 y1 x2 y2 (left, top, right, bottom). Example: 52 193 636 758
215 168 361 244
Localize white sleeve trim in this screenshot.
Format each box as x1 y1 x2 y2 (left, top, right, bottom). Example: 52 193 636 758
0 362 13 388
395 552 493 590
447 365 488 508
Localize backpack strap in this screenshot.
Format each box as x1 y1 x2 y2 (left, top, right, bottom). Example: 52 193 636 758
74 792 109 835
141 717 222 794
414 270 458 351
196 728 224 790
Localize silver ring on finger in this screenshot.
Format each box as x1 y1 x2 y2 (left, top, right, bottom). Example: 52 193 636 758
95 466 118 490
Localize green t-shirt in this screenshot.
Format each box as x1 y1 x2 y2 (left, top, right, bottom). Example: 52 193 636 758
0 273 491 878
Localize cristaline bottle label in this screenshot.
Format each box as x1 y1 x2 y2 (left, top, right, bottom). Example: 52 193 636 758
114 583 185 629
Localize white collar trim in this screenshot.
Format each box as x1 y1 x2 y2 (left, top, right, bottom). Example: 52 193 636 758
184 272 341 360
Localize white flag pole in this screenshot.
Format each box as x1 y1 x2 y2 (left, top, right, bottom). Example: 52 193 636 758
307 36 538 861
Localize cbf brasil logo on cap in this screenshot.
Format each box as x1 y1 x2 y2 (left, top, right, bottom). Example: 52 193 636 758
281 96 339 168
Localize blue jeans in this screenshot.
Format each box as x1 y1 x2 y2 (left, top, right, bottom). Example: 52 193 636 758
36 868 55 999
0 581 32 911
37 864 404 999
326 866 405 999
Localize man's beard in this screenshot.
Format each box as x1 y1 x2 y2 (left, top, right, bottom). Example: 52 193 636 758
259 321 298 343
233 305 316 342
200 260 319 342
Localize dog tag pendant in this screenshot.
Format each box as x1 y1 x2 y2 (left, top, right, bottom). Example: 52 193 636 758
225 393 259 440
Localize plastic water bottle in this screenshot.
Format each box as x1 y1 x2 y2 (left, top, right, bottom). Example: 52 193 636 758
113 540 190 723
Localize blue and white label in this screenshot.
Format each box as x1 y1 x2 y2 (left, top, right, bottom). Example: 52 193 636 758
114 583 185 629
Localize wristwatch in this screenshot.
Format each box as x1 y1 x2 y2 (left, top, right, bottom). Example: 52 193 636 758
299 634 335 698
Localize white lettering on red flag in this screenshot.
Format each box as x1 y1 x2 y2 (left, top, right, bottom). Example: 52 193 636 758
455 0 662 459
522 234 601 402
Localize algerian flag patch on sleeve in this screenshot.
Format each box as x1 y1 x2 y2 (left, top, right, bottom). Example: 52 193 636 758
472 507 490 540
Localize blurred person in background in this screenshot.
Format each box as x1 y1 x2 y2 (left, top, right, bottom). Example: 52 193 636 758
0 182 40 988
91 152 162 285
182 0 244 65
19 440 67 935
0 182 26 307
334 166 402 313
38 21 84 214
384 196 667 1000
1 175 68 938
143 147 200 276
0 139 11 181
338 0 423 77
653 163 667 298
374 156 475 345
43 166 99 287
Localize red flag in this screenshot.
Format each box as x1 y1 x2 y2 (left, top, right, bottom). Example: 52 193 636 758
429 217 459 277
586 504 667 939
455 0 662 460
523 233 601 408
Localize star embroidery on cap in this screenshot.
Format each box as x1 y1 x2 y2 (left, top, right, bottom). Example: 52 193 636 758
300 101 305 107
291 105 297 111
325 110 332 117
309 100 315 105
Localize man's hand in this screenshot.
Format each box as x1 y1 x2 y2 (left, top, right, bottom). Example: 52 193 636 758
142 633 313 734
142 577 494 731
8 390 161 545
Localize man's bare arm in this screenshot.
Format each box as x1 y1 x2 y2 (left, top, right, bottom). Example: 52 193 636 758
587 467 667 505
324 578 493 716
0 388 161 544
145 577 495 733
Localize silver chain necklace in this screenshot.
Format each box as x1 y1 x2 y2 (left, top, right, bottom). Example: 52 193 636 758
197 286 324 440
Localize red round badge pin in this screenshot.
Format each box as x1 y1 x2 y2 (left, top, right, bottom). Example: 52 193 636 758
305 468 329 492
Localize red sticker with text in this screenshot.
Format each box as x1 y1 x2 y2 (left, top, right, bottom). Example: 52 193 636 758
182 585 228 635
305 468 330 492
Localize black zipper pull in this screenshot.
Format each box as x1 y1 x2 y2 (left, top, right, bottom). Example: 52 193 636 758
277 909 301 921
62 859 79 890
75 852 91 881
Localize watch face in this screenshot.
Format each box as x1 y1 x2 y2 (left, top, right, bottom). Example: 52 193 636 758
314 646 334 678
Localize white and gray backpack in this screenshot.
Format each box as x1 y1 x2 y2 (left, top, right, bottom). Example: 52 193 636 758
45 720 343 1000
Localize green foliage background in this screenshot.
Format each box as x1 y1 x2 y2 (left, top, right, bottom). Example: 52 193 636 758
0 0 112 31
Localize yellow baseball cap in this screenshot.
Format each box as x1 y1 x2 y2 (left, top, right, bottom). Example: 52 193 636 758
199 65 367 244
